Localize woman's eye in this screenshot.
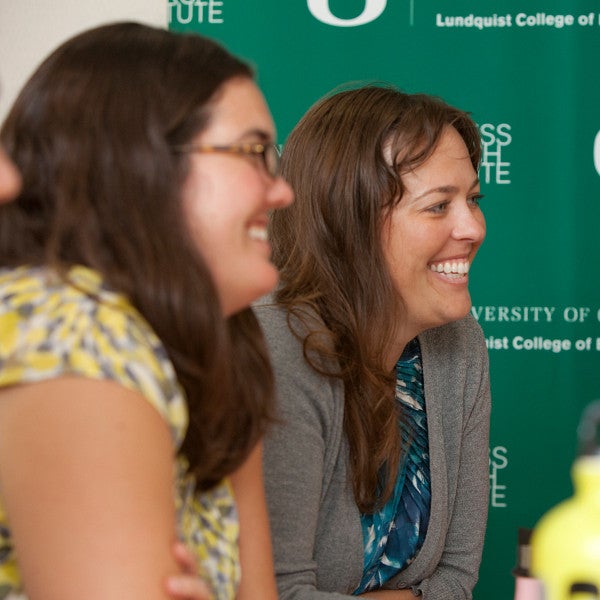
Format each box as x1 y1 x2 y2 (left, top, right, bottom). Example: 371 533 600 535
427 201 449 214
468 194 484 207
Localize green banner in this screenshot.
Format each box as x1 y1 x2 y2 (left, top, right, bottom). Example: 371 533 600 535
169 2 600 597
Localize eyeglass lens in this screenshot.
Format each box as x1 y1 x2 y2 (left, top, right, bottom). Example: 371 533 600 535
263 145 280 177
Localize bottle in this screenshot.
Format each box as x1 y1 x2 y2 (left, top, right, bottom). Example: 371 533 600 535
530 401 600 599
512 528 543 600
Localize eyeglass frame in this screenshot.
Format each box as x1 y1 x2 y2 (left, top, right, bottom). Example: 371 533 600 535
172 142 281 178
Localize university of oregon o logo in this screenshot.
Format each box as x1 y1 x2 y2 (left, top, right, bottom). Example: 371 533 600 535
307 0 388 26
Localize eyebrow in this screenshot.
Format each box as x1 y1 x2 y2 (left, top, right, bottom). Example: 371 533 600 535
237 128 274 143
414 177 480 200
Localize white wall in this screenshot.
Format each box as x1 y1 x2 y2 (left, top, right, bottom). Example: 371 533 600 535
0 0 167 122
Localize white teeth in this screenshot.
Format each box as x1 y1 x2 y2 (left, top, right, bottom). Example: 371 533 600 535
430 260 470 275
248 226 268 242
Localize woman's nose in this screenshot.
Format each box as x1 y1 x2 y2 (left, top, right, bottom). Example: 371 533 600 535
452 202 486 242
267 176 294 209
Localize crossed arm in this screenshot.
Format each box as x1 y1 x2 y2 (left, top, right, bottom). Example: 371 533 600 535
0 377 277 600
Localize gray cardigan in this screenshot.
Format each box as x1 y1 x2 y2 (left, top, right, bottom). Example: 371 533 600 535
255 301 491 600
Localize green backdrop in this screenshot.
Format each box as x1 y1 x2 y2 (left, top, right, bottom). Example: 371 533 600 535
169 1 600 597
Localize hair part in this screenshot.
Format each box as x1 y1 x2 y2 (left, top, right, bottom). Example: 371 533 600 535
0 21 272 489
272 85 481 511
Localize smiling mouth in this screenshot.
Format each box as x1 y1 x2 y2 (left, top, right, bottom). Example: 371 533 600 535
429 260 470 277
248 225 268 242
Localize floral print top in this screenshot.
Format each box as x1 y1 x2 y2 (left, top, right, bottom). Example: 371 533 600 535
0 265 239 600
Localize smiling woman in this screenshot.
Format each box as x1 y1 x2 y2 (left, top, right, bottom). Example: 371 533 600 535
0 21 292 600
381 125 486 347
255 85 491 600
178 76 292 316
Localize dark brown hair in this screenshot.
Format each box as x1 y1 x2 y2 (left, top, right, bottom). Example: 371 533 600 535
272 85 481 511
0 22 272 490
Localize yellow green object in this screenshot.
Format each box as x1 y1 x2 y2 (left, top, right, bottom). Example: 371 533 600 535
531 402 600 600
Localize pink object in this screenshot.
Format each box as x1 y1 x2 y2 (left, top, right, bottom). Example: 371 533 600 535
514 575 544 600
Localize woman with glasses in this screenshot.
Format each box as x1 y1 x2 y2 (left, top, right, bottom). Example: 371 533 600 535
256 85 490 599
0 21 292 600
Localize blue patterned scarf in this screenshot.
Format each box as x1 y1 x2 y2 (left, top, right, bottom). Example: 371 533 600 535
354 338 431 594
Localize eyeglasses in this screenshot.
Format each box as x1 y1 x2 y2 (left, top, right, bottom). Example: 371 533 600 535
173 142 281 178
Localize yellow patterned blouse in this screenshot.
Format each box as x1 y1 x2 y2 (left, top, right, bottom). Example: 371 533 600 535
0 266 240 600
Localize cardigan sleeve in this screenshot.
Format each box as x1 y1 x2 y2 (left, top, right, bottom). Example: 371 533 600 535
256 302 364 600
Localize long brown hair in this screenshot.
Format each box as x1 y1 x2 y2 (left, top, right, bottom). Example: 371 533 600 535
272 85 481 511
0 22 273 490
